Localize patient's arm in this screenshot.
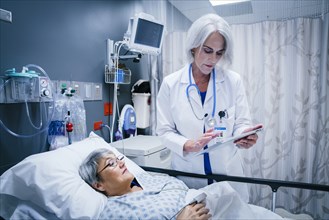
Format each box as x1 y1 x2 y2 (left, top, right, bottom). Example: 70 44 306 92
177 202 211 220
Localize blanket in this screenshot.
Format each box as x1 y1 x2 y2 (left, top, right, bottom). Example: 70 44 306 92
99 173 282 219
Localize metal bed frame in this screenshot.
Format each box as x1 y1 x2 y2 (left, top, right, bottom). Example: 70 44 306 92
141 166 329 212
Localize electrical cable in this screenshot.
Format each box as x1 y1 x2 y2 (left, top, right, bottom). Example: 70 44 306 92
168 202 191 220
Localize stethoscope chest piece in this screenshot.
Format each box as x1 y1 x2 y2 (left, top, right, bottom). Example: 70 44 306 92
207 117 216 127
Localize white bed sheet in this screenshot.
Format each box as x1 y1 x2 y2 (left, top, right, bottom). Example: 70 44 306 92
4 184 282 220
0 194 58 220
196 182 282 219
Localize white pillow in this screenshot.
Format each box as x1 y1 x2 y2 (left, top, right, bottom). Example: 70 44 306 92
0 132 145 219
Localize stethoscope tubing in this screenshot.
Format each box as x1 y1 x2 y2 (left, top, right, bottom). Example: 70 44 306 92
185 64 216 120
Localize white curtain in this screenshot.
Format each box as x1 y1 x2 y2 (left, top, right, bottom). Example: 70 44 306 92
161 14 329 218
162 32 187 78
231 14 329 218
138 0 168 135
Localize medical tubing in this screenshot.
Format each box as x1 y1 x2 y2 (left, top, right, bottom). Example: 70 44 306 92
0 64 56 138
109 41 127 142
25 100 43 129
186 64 217 121
110 42 120 142
168 203 190 220
101 124 111 141
0 107 53 138
211 70 216 117
0 78 10 94
110 84 118 142
150 184 189 220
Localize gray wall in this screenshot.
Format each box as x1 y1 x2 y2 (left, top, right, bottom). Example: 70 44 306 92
0 0 151 174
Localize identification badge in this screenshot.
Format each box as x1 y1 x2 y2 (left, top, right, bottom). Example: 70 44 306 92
214 125 226 138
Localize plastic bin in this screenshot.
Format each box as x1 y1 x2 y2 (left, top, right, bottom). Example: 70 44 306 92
132 93 151 128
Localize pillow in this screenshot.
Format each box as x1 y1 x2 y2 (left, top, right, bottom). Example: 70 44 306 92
0 132 146 219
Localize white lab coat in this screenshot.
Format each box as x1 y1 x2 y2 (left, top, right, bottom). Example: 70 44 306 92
156 64 252 202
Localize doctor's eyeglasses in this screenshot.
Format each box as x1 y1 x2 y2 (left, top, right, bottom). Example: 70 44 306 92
97 155 125 175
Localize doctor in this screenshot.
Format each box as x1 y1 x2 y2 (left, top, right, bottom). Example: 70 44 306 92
156 14 260 202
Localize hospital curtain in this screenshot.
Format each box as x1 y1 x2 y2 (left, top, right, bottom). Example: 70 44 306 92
139 0 168 135
162 32 187 79
231 14 329 218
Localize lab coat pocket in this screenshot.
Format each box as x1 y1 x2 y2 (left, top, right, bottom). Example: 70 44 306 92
225 150 242 175
224 106 235 135
225 151 250 202
172 154 193 171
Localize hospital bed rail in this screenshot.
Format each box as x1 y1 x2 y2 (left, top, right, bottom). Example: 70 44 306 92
141 166 329 212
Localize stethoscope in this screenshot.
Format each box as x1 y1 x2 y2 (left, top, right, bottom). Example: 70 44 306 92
186 64 217 127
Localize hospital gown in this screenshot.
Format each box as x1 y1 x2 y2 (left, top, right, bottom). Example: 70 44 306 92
99 173 188 220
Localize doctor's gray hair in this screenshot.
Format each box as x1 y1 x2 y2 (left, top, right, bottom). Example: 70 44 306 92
79 148 113 186
185 13 233 68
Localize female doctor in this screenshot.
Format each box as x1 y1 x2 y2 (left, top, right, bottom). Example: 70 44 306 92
156 14 260 202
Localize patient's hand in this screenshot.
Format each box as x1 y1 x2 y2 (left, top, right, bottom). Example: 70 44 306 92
177 202 211 220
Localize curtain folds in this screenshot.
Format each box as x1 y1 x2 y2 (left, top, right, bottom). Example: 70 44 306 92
162 32 187 78
231 15 329 218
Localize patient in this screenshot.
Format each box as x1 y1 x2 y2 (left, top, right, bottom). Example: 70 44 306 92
79 148 211 220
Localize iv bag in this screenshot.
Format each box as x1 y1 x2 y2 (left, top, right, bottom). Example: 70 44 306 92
48 93 87 150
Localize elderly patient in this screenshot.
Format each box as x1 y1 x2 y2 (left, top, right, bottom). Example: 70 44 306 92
79 148 211 220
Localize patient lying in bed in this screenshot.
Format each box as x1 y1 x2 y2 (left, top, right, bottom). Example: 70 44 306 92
79 148 282 220
79 148 211 220
0 132 283 219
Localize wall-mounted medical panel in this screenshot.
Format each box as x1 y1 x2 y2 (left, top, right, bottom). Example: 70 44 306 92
0 78 103 103
0 76 53 103
53 80 103 101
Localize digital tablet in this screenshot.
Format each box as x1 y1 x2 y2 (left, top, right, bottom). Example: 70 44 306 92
217 126 263 144
196 125 263 156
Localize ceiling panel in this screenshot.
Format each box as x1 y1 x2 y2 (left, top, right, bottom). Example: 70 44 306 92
168 0 329 24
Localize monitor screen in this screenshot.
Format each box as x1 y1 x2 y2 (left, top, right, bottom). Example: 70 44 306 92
134 18 164 49
125 13 165 55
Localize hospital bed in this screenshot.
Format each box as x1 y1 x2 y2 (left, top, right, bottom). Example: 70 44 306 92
0 132 328 219
142 167 329 219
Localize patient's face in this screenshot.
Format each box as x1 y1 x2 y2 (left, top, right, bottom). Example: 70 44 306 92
96 153 134 196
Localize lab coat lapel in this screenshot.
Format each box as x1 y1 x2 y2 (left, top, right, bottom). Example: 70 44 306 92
204 68 225 116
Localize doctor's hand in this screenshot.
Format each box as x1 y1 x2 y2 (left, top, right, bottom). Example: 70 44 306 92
177 202 211 220
234 124 262 149
183 128 219 152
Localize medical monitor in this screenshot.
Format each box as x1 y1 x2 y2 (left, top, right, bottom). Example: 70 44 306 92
124 13 164 55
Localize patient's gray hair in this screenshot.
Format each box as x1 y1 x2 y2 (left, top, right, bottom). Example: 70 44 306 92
79 148 113 186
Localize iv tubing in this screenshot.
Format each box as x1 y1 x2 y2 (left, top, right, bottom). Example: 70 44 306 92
110 41 121 142
109 41 127 142
110 83 118 142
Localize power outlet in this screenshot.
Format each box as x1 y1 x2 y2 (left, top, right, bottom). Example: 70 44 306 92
72 81 83 97
94 83 102 100
104 102 112 116
93 121 103 130
85 83 93 100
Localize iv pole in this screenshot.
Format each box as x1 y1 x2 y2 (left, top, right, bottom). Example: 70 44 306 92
106 39 140 142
